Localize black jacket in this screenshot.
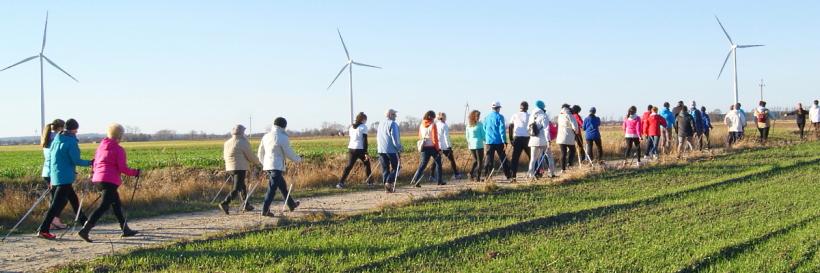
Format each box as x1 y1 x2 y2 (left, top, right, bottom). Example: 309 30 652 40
675 113 696 137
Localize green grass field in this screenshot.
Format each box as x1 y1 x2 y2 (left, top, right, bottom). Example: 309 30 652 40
61 141 820 272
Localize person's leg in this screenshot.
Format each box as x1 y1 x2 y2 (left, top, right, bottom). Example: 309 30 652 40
38 185 70 233
585 140 594 161
635 138 642 163
262 171 276 214
84 183 115 230
560 144 569 170
444 149 459 176
568 145 577 168
797 122 805 139
624 138 632 160
378 154 389 184
272 171 296 209
63 185 87 223
528 146 542 177
338 149 358 185
357 150 372 184
476 149 485 180
412 150 432 183
510 138 523 177
545 145 556 176
496 145 511 178
388 153 398 183
469 149 478 179
483 145 496 178
223 170 244 205
704 131 711 149
433 150 444 184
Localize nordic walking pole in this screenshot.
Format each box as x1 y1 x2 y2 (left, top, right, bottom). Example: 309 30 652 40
60 180 90 239
363 158 381 185
211 173 232 203
391 155 401 192
123 175 141 225
242 170 264 213
60 190 102 239
2 188 51 242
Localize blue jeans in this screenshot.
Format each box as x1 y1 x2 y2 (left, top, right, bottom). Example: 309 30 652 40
648 136 660 155
262 170 295 213
378 153 399 184
411 147 442 184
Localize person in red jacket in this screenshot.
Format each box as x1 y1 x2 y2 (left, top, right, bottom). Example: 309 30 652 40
646 107 667 158
641 104 653 158
78 124 141 242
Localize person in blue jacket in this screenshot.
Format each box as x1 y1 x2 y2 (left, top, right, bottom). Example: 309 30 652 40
483 101 511 180
659 102 676 153
377 109 402 192
37 119 93 240
689 105 705 151
583 107 602 161
700 106 713 150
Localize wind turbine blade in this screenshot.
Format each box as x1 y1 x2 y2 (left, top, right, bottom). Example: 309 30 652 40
714 16 733 44
41 12 49 53
337 28 350 60
352 61 382 69
737 44 765 48
0 55 39 72
327 63 350 89
42 55 78 82
717 49 732 80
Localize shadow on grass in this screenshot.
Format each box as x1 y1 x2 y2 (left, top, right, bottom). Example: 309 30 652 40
344 157 820 272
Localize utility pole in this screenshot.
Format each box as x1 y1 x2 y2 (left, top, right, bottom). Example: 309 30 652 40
248 115 253 139
758 78 766 102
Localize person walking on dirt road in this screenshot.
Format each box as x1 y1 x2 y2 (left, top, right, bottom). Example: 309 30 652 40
466 110 486 182
219 124 261 214
411 111 445 186
527 100 555 178
258 117 302 217
377 109 402 192
337 112 373 189
483 102 512 180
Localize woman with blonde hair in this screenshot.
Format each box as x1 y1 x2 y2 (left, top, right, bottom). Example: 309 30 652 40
436 112 463 180
78 123 141 242
465 110 485 181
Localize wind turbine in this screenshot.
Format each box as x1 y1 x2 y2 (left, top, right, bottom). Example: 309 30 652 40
715 16 763 105
1 12 78 131
327 28 381 124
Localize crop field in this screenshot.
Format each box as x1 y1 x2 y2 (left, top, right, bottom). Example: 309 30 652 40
60 139 820 272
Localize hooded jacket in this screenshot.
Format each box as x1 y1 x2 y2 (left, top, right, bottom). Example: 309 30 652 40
754 107 772 128
690 109 705 134
623 114 642 138
810 104 820 123
528 109 550 147
556 107 579 145
224 133 261 171
435 120 452 150
675 112 696 137
48 133 92 186
660 108 676 130
466 121 486 150
483 110 507 145
724 110 743 132
377 119 402 154
640 111 652 136
258 126 301 171
418 119 440 151
583 115 601 140
92 137 139 186
41 131 56 178
646 113 667 137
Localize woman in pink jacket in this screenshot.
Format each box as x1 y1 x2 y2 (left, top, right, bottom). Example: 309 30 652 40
78 124 140 242
622 106 643 166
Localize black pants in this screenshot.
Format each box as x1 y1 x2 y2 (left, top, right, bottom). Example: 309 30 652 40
38 184 86 232
625 138 641 162
441 148 460 175
378 153 399 184
510 137 531 177
469 149 485 179
483 144 511 179
262 170 295 212
339 149 371 184
797 122 805 139
412 146 443 184
727 132 741 146
574 134 586 160
758 127 770 142
85 182 126 229
43 177 80 220
700 131 711 150
223 170 247 205
559 144 576 170
586 139 603 161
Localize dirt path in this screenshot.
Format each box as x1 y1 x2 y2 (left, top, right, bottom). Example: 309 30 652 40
0 150 711 273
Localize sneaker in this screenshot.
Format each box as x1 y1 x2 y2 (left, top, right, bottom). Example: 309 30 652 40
384 183 394 193
121 226 138 237
218 202 230 215
414 181 422 188
288 201 301 212
335 183 345 189
243 204 255 212
78 228 92 243
437 181 447 186
37 231 56 240
261 211 275 217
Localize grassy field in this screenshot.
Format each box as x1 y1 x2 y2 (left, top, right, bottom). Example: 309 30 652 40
60 140 820 272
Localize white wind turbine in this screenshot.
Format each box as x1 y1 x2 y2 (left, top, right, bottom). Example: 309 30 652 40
1 12 78 130
715 16 763 105
327 28 381 124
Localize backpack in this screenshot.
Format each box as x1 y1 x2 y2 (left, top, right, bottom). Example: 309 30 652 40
528 121 539 137
756 111 768 123
548 122 558 140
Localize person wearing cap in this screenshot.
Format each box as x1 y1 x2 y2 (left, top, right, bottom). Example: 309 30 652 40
483 101 511 179
436 112 463 180
583 107 602 162
556 104 579 171
753 101 773 144
527 100 555 178
377 109 402 192
466 110 486 181
411 110 445 186
783 102 809 139
689 104 706 151
507 101 530 181
37 118 92 240
78 123 142 242
659 102 676 153
258 117 302 217
219 124 262 214
810 100 820 138
336 112 372 189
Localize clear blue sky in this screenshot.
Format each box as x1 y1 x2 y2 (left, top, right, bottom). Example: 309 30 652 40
1 1 818 137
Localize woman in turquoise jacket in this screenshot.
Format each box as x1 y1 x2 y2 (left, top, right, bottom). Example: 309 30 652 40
466 110 486 181
37 119 92 240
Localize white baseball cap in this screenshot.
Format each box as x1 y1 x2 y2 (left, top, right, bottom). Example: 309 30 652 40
491 101 502 108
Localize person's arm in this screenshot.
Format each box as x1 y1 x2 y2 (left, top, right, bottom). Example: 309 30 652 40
507 123 514 143
281 137 302 163
499 116 508 144
242 140 262 167
257 139 266 165
390 122 402 152
117 146 139 177
69 140 91 167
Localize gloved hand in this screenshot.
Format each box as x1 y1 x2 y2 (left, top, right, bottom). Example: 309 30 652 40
136 169 142 178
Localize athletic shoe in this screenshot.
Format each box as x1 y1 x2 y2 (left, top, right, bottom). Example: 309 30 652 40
121 227 138 238
288 201 301 212
37 231 56 240
243 204 255 212
77 228 92 243
437 182 447 186
262 211 275 217
335 183 345 189
384 183 393 193
218 202 230 215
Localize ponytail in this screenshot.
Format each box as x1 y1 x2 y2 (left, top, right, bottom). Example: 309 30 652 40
40 124 53 148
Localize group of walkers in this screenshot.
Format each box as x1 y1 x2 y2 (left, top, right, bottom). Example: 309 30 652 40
30 98 819 242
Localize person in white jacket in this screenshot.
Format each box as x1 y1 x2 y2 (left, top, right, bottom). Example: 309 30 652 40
810 100 820 138
435 112 463 179
527 100 556 178
556 104 579 171
257 117 302 217
724 105 743 147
